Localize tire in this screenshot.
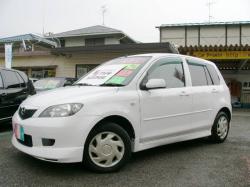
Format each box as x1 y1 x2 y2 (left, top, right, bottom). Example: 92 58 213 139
210 111 230 143
83 122 131 173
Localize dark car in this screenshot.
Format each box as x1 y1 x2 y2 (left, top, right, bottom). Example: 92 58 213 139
0 68 36 123
33 77 76 92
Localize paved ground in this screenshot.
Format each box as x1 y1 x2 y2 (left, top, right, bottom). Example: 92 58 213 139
0 111 250 187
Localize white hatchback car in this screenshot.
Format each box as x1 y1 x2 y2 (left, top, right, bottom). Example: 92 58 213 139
12 53 231 172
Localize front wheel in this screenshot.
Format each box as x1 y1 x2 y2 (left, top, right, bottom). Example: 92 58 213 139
83 122 131 173
210 111 230 143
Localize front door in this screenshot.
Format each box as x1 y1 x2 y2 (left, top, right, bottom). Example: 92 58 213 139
139 57 192 144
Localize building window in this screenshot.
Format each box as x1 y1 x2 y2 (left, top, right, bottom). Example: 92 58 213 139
31 68 56 79
76 64 98 79
85 38 105 46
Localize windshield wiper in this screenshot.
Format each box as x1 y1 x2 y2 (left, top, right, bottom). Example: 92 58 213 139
73 83 95 86
100 83 125 87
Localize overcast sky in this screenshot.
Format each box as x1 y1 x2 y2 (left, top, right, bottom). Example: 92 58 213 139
0 0 249 42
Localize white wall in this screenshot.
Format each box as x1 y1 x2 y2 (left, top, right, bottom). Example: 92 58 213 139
65 37 85 47
187 27 198 46
242 25 250 45
200 26 225 46
160 24 250 46
161 27 185 46
105 37 120 45
227 26 240 45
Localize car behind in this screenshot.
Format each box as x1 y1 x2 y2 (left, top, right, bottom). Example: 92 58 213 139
0 68 35 123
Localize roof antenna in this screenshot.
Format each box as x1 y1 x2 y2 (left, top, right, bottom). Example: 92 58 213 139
101 5 107 25
206 0 215 22
42 0 46 36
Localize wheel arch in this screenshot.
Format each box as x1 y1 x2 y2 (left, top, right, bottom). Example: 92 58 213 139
217 107 232 121
88 115 136 141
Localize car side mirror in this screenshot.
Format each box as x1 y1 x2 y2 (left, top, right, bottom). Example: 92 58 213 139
145 79 166 90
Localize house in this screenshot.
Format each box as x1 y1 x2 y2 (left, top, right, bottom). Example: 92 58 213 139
0 25 177 79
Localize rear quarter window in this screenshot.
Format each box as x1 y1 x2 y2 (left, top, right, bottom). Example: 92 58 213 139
16 72 26 87
18 71 28 83
206 64 220 85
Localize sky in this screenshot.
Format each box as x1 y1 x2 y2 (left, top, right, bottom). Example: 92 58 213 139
0 0 250 42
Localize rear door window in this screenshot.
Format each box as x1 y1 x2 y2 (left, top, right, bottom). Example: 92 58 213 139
188 64 208 86
1 70 20 88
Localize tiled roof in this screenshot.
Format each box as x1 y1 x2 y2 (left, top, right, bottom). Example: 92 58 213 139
51 25 123 37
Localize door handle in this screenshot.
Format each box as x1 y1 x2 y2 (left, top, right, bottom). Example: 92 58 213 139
180 91 189 96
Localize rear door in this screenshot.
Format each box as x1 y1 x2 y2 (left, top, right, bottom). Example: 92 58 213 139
186 58 214 132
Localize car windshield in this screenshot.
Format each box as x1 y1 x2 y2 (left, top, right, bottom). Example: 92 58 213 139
76 56 151 86
34 78 62 90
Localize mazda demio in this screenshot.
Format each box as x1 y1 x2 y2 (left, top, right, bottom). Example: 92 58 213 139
12 53 231 172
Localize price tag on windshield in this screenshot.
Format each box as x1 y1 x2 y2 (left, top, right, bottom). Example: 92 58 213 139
80 64 125 85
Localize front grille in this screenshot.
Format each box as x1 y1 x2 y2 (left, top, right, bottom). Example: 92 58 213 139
18 107 37 120
17 134 33 147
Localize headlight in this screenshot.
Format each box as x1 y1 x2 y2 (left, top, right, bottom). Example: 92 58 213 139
39 103 83 118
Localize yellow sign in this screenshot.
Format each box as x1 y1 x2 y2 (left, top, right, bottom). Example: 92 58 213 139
193 51 250 60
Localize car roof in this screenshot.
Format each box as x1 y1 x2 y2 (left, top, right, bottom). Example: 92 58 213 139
127 53 215 66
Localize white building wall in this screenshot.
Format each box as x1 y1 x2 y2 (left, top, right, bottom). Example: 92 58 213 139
161 27 185 46
200 26 225 46
160 24 250 46
65 37 85 47
227 26 240 45
242 25 250 45
105 37 120 45
187 27 198 46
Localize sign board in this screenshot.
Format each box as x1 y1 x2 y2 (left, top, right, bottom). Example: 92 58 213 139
193 51 250 60
79 64 125 85
5 43 13 68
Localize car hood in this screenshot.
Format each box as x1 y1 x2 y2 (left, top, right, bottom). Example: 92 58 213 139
22 86 118 108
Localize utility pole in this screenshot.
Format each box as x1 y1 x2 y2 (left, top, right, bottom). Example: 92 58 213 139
101 5 107 25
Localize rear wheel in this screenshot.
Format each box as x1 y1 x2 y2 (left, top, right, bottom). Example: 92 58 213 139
210 111 230 143
83 122 131 173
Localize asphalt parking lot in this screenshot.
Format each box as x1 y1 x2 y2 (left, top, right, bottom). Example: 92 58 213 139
0 110 250 187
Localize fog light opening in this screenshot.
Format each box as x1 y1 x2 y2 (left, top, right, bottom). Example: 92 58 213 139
42 138 55 146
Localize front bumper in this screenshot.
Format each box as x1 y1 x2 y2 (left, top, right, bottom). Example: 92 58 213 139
11 111 99 163
12 136 83 163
